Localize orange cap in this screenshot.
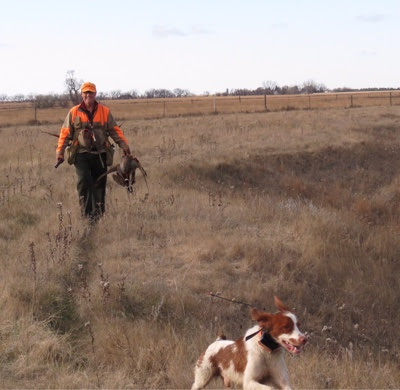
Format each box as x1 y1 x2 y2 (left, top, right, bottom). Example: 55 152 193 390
81 82 97 93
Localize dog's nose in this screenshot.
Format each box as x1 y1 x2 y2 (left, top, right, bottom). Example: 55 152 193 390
299 335 307 345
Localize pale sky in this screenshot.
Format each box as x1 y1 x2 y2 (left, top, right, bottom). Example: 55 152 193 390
1 0 399 96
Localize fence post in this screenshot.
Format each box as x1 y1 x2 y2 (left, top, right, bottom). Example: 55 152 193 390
308 95 311 109
163 100 166 117
264 94 267 111
34 100 37 124
213 97 216 114
390 92 392 106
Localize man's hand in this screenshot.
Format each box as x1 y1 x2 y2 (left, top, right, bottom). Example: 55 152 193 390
122 145 132 156
55 152 64 168
55 158 64 168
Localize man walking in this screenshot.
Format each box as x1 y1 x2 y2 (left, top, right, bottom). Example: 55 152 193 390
56 82 132 221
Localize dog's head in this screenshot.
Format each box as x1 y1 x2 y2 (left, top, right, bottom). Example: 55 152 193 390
251 296 307 355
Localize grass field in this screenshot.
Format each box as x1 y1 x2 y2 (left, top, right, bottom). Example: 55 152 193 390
0 102 400 388
1 90 400 126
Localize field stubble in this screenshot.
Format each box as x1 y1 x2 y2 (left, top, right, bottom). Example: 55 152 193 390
0 105 400 388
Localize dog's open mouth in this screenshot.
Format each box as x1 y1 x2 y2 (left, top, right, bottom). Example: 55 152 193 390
281 340 303 355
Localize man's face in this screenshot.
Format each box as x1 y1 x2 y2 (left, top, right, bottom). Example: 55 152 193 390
82 91 96 106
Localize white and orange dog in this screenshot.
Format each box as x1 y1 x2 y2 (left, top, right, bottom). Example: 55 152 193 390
192 296 307 390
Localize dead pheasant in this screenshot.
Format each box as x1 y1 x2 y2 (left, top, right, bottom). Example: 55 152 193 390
96 155 148 193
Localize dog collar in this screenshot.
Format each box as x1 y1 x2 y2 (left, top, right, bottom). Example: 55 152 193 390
258 331 281 352
245 329 281 353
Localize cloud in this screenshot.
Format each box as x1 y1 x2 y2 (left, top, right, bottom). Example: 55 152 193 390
271 22 289 29
356 13 387 23
361 49 377 56
189 25 212 35
152 25 186 38
152 25 212 38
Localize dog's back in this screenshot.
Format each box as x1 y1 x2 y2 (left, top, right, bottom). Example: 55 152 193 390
192 336 245 389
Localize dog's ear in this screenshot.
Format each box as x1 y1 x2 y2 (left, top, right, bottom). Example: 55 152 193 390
274 296 291 313
251 308 273 329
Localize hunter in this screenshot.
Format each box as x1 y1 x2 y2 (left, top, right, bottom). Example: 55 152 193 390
56 81 132 220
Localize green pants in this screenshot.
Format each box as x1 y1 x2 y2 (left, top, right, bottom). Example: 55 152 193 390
74 152 107 220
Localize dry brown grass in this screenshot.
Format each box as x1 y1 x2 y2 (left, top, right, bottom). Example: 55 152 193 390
0 104 400 388
1 90 400 126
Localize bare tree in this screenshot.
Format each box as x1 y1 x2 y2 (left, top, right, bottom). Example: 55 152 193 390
96 91 109 100
12 94 25 102
302 80 327 94
262 80 278 95
129 89 139 99
65 70 82 105
110 90 122 99
145 89 156 98
174 88 192 97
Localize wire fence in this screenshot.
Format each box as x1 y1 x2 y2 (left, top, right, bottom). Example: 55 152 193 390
1 91 400 126
106 91 400 120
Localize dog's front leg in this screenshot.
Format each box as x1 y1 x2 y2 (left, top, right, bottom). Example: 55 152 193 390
243 367 273 390
268 355 292 390
243 379 273 390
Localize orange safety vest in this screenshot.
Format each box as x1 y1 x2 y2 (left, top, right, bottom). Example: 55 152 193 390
57 102 128 155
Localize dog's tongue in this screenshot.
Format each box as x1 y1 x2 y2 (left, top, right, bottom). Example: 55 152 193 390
283 341 302 355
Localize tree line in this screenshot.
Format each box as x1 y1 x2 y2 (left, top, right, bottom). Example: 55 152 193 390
0 88 194 107
0 71 398 107
223 80 399 97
